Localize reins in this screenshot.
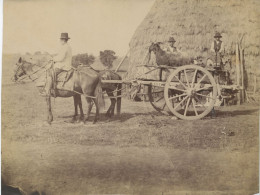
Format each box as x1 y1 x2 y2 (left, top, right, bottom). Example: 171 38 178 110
15 60 53 83
15 59 127 99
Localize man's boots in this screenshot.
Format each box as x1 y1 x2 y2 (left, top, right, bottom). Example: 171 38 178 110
62 69 73 87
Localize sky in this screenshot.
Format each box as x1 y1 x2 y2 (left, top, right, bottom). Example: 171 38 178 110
3 0 155 56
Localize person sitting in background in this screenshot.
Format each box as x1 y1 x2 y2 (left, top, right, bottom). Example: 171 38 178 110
162 37 178 54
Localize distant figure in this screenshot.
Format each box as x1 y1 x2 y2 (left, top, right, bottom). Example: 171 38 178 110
208 32 225 68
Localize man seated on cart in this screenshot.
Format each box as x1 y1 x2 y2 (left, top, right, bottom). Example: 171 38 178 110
162 37 178 53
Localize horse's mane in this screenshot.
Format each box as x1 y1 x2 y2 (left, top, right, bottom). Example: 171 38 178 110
22 53 52 67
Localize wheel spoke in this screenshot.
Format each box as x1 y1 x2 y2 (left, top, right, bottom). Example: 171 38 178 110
192 98 198 116
168 93 187 100
191 69 198 87
194 95 206 109
184 97 191 116
194 74 207 89
173 75 187 89
184 69 190 88
173 95 189 110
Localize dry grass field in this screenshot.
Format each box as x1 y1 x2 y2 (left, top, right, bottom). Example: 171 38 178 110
1 55 259 195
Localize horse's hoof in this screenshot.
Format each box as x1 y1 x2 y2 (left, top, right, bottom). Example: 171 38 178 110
106 113 111 118
44 121 51 126
77 116 84 123
48 116 53 122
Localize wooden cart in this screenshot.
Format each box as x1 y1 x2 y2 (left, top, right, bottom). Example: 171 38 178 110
102 64 240 120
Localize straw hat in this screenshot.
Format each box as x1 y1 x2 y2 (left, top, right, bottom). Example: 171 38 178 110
168 37 176 42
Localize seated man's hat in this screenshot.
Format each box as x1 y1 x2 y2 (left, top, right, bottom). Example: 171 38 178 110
60 33 70 40
168 37 176 42
214 32 222 38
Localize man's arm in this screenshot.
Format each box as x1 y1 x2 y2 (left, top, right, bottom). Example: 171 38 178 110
210 42 215 52
219 43 225 53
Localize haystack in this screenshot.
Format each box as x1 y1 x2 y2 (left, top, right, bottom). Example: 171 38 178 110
127 0 260 89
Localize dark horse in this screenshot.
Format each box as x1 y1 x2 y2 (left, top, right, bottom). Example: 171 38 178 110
148 42 193 66
12 56 105 124
98 69 122 117
77 66 122 118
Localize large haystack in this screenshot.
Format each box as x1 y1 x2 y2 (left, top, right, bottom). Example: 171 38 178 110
128 0 260 89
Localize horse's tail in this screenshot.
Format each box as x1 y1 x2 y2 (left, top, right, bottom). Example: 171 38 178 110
116 82 122 115
95 78 105 111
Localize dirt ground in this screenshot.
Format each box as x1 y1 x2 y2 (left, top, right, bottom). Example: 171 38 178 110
1 55 259 195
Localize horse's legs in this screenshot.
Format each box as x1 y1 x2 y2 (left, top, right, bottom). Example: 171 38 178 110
78 95 84 121
106 90 116 117
72 95 78 122
93 98 99 124
84 97 92 122
105 89 112 117
46 96 53 124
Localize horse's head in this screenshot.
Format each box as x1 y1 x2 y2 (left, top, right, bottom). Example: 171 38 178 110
148 42 161 54
12 57 34 82
12 54 53 82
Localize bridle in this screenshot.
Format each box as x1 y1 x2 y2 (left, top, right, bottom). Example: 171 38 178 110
14 59 53 83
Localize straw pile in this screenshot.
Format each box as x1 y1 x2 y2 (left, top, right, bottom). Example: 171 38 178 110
127 0 260 89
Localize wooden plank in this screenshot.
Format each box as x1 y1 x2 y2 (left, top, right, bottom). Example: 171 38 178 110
235 43 241 104
253 74 257 95
115 50 129 72
240 48 245 102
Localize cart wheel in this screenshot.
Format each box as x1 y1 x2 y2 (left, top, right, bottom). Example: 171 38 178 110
148 85 171 115
164 65 217 120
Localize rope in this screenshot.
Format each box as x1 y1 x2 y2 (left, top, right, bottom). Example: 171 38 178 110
69 88 126 99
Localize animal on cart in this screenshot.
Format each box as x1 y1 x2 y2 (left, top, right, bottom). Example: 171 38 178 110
148 42 194 67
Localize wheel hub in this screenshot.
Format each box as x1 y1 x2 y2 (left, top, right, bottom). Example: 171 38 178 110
186 88 195 97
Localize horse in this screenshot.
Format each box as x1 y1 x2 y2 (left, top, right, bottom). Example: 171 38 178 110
77 66 122 118
12 55 104 124
148 42 194 66
98 69 122 117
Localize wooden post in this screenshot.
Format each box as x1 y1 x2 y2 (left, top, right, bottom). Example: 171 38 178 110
240 48 245 103
115 50 129 72
253 74 257 95
235 43 241 104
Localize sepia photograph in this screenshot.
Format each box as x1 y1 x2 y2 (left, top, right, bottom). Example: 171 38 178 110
1 0 259 194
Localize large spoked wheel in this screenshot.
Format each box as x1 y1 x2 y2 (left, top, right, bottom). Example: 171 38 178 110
164 65 217 120
148 85 171 115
